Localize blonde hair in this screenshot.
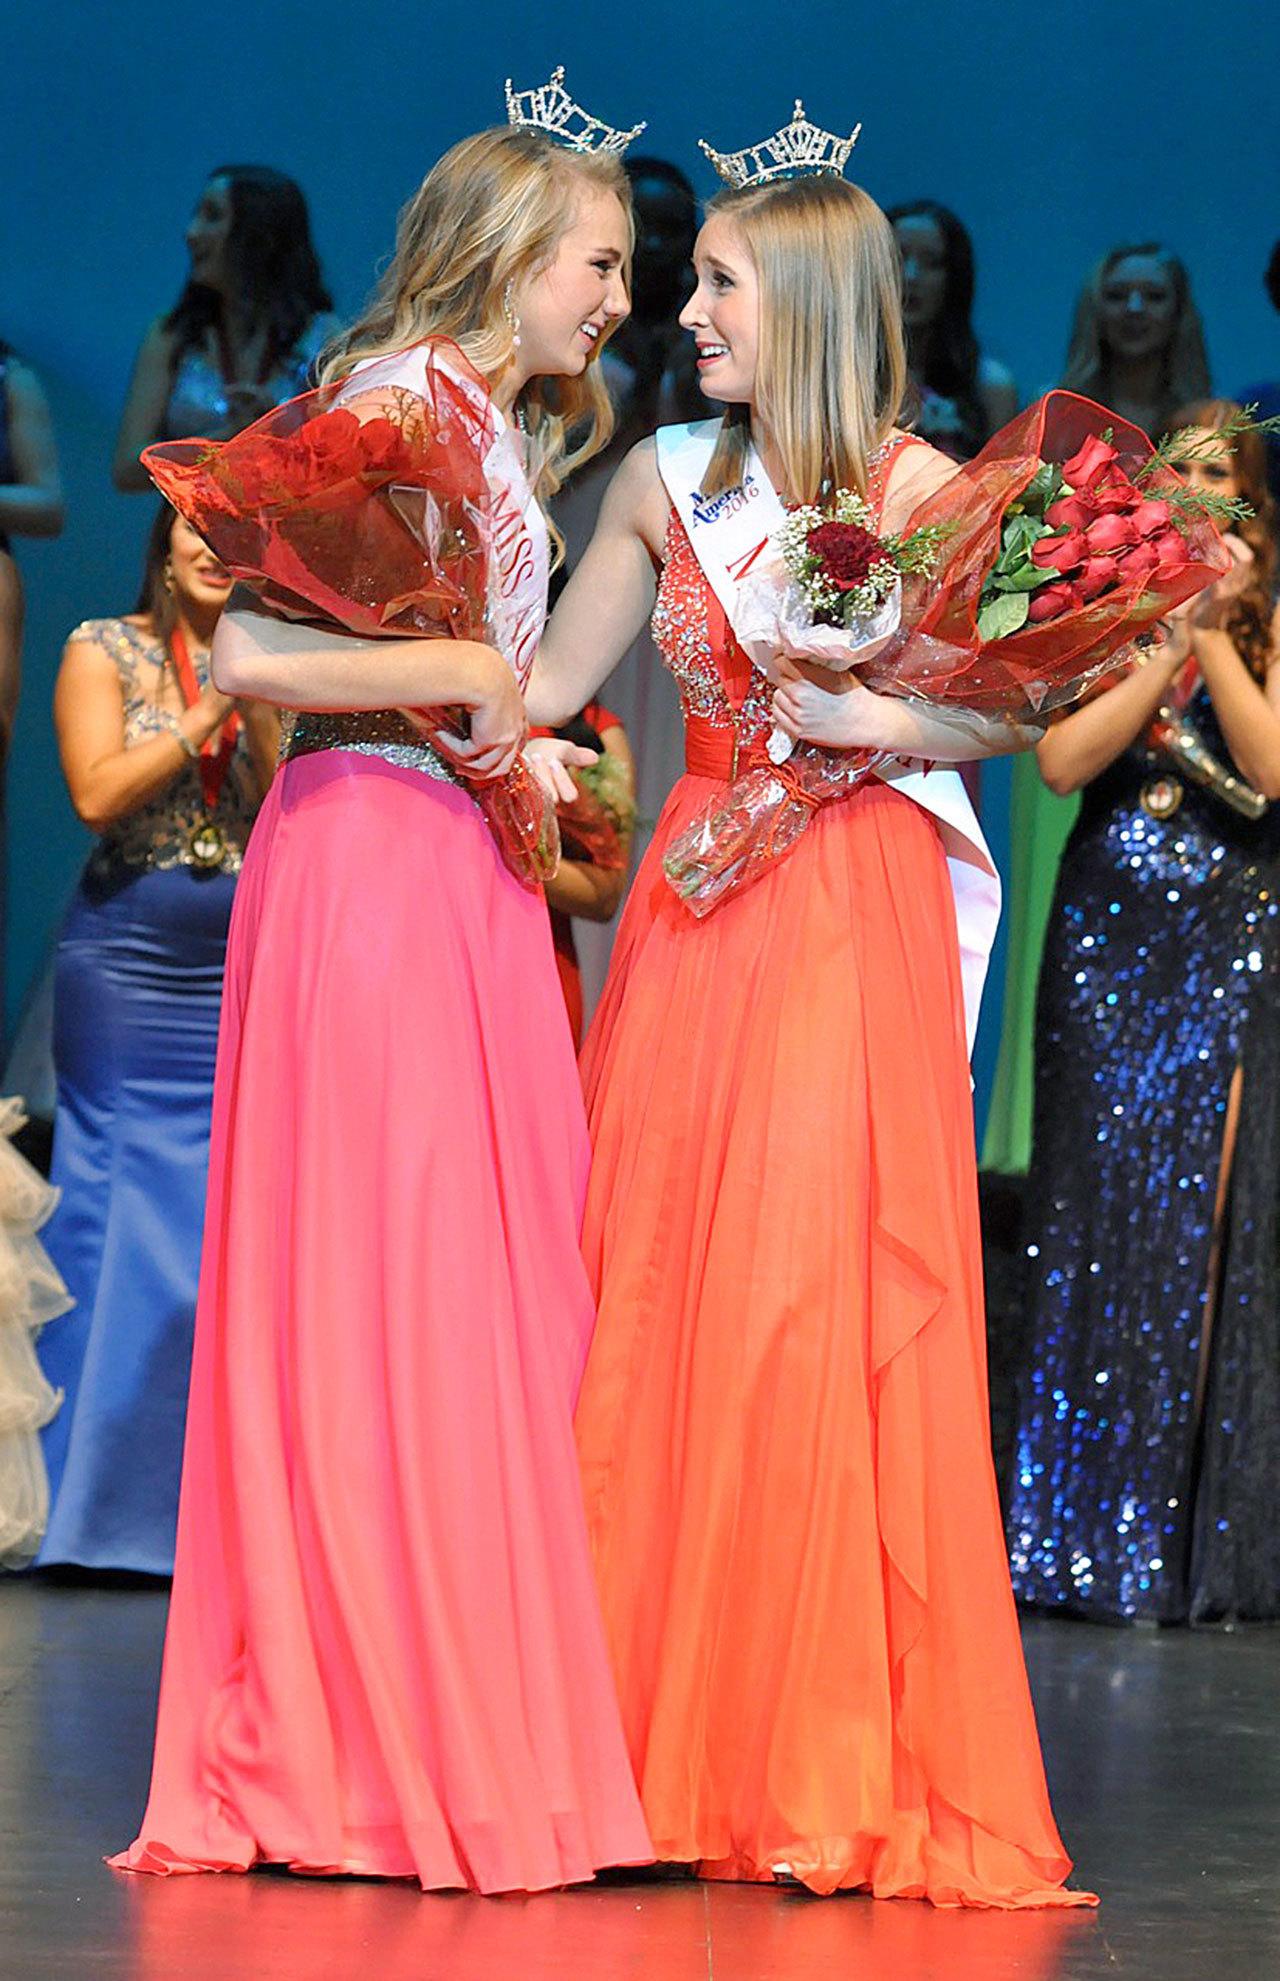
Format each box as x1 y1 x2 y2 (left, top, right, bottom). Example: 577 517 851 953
321 127 632 537
701 175 907 502
1061 244 1211 436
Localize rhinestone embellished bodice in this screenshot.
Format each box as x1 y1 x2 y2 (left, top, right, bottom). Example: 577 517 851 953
651 434 912 756
71 618 260 878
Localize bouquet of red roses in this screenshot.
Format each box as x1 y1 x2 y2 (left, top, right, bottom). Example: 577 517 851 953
664 392 1239 918
141 341 559 890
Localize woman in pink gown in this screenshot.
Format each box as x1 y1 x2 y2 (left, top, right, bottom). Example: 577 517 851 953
110 117 652 1895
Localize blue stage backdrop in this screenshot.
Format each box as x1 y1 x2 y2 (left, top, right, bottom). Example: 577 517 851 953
4 1 1278 1121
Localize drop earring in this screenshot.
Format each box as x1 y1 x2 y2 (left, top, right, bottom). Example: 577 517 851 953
503 278 522 350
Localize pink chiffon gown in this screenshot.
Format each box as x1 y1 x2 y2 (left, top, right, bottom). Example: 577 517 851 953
110 361 651 1895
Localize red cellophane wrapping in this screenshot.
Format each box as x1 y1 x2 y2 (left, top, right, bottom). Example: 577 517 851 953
140 340 558 889
665 392 1235 918
867 389 1233 714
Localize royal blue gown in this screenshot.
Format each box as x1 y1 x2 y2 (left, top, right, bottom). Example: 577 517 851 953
36 617 261 1573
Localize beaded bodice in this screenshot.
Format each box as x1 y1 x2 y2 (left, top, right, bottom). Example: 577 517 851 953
280 707 464 789
651 433 913 750
71 618 259 879
163 335 320 442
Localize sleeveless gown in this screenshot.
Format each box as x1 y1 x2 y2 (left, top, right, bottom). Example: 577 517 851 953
1009 687 1280 1622
574 469 1092 1906
111 374 650 1892
37 618 259 1573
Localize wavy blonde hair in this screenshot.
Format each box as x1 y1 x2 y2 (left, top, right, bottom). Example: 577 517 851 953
701 175 907 502
321 128 632 537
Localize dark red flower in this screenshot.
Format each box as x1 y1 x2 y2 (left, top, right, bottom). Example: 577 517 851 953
1152 528 1193 579
1028 581 1076 623
1133 497 1174 539
1088 472 1143 515
1077 555 1120 601
1113 539 1160 583
807 519 883 591
1085 513 1140 555
1032 529 1088 572
1061 434 1122 492
1046 494 1093 531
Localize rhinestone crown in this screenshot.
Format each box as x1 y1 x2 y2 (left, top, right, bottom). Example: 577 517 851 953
699 100 862 190
505 65 646 156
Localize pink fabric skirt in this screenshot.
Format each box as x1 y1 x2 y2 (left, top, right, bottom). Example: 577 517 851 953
110 751 651 1894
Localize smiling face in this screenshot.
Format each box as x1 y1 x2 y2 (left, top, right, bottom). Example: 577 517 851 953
894 214 948 333
512 186 631 382
1100 253 1180 363
168 515 233 615
678 215 760 405
185 176 233 292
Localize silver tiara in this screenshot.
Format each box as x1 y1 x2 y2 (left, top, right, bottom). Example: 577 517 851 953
699 100 862 190
505 66 646 157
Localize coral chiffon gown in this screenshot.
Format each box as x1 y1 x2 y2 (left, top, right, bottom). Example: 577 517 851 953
574 448 1094 1907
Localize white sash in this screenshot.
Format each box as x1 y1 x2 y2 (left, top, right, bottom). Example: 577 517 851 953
655 420 1001 1055
342 345 550 685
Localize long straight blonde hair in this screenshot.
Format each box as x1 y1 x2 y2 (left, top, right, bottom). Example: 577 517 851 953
701 175 907 502
322 128 632 531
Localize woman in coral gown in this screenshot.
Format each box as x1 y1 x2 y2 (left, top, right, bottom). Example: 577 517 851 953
527 127 1094 1907
111 108 651 1894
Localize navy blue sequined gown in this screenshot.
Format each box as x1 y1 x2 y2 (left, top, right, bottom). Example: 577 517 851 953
1008 688 1280 1623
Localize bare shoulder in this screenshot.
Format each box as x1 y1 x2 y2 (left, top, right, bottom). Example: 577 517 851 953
599 437 671 560
880 431 959 531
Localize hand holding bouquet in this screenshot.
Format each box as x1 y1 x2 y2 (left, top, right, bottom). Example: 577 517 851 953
141 343 560 891
665 394 1250 918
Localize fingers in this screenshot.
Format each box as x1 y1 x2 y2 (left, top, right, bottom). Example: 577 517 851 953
771 687 803 739
435 729 520 780
527 755 580 805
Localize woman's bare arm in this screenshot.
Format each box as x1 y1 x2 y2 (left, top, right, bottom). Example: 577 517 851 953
526 441 667 727
1193 606 1280 799
212 601 509 710
114 319 177 492
0 363 64 536
1035 636 1188 795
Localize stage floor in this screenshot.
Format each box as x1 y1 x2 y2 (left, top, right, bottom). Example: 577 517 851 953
1 1578 1275 1979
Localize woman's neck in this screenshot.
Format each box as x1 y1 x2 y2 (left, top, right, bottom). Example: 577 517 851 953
488 355 529 418
1104 351 1168 425
750 415 789 500
173 602 221 653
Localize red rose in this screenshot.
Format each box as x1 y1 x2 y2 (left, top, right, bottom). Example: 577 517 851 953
1046 494 1093 531
358 417 412 478
806 519 883 591
1077 555 1120 601
304 409 362 469
1152 527 1192 578
1027 582 1076 623
1032 529 1088 571
1088 472 1143 515
1133 498 1174 539
1113 539 1160 583
1085 513 1140 555
1061 434 1122 492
